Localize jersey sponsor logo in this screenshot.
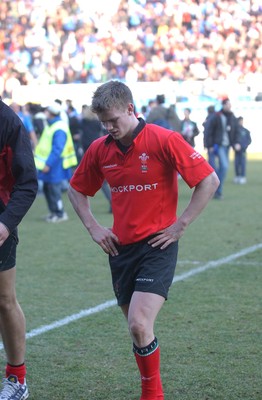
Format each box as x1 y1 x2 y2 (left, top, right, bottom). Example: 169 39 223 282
111 183 158 193
136 277 154 282
189 151 202 160
103 164 118 169
139 152 149 173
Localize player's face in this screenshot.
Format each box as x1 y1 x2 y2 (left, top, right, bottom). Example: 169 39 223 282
98 104 137 145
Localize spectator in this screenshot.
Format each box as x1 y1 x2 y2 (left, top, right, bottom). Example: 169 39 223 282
10 102 38 150
138 105 148 120
0 0 260 96
34 101 78 222
180 107 200 147
146 94 171 129
80 104 112 213
167 104 182 133
204 98 241 199
28 103 47 138
203 104 216 163
54 99 69 125
67 104 83 164
203 105 216 130
80 105 104 153
233 116 252 184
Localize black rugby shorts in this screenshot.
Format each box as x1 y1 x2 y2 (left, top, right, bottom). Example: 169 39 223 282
0 233 17 271
109 236 178 306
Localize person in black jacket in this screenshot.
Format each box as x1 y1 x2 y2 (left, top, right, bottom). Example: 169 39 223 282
67 104 83 165
80 105 112 212
180 107 199 147
233 116 252 184
204 98 240 199
0 99 38 399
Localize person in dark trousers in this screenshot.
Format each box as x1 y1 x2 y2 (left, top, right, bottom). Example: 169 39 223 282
67 104 83 165
0 99 38 400
80 104 112 212
34 102 78 222
233 116 252 184
68 81 219 400
204 98 240 199
180 107 200 147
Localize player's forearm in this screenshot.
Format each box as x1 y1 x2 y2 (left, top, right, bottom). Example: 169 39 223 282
178 172 219 228
68 185 100 233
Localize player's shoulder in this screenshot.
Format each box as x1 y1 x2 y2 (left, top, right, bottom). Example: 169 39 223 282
145 123 181 141
145 122 175 135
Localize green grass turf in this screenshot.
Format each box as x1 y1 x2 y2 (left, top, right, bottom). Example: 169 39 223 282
1 160 261 399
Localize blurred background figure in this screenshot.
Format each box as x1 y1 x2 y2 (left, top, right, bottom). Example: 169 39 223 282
54 99 69 124
10 102 38 150
34 102 77 222
146 94 181 131
28 103 47 139
67 104 83 165
80 105 112 213
167 104 182 133
233 117 252 184
180 107 199 147
138 105 148 120
204 105 216 123
81 105 104 152
203 105 216 166
146 94 171 128
204 98 241 199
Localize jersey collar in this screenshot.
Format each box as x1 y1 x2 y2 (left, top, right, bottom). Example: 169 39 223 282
104 118 146 146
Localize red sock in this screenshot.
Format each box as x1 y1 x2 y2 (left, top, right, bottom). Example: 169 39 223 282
157 373 164 399
134 345 163 400
6 363 26 384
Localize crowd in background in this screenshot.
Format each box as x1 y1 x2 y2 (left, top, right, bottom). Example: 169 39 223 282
7 86 252 220
0 0 261 100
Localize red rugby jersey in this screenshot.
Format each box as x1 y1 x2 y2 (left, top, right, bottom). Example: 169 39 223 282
0 100 38 233
70 122 214 245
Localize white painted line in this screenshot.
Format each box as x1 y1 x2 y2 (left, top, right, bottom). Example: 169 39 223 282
177 260 201 265
0 243 261 350
172 242 262 284
25 300 117 340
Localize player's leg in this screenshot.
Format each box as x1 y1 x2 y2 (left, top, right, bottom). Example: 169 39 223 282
111 239 178 400
124 292 165 400
0 236 28 399
127 291 164 347
0 268 26 366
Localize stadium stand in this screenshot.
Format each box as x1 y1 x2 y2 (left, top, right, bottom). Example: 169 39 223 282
0 0 261 101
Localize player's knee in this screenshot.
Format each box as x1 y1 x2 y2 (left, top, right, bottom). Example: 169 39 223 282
128 318 147 340
0 293 16 314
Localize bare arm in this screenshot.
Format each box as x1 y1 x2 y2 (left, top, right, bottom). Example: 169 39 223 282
68 185 119 256
148 171 220 249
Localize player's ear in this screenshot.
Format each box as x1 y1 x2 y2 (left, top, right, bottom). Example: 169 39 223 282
127 103 134 115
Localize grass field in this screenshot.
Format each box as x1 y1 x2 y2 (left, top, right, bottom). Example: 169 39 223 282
1 159 261 400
